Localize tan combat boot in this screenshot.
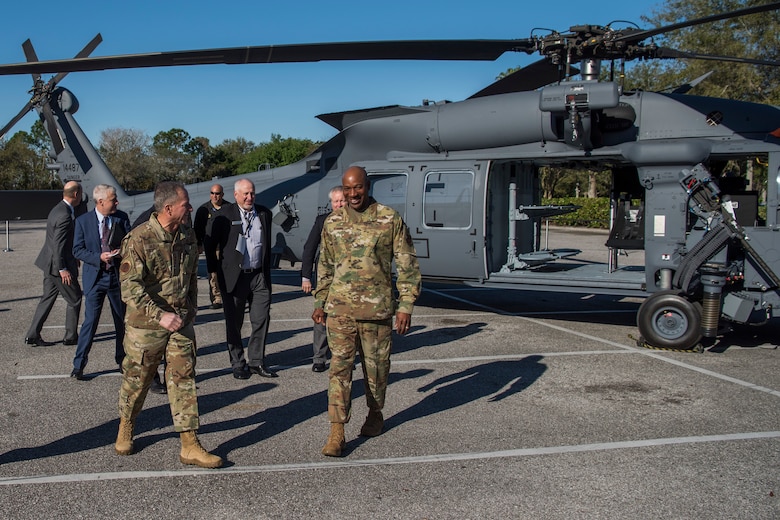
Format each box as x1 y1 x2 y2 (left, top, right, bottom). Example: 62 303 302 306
360 410 384 437
321 423 346 457
115 417 134 455
179 431 223 468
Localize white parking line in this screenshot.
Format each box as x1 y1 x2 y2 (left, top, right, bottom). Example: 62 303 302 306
1 430 777 486
425 287 780 399
17 350 634 380
7 287 779 490
20 297 780 401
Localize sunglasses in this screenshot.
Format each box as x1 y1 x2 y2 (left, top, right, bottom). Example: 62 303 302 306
210 192 223 195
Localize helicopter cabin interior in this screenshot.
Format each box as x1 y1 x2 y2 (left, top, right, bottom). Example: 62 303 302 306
480 159 648 296
365 152 766 298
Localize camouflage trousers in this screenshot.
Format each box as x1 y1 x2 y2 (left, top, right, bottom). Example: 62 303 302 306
326 314 392 424
118 322 199 432
208 272 222 305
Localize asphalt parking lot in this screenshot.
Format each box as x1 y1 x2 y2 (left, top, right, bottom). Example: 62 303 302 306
0 220 778 519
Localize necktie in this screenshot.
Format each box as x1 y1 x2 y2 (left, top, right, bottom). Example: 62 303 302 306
101 217 111 269
244 210 254 236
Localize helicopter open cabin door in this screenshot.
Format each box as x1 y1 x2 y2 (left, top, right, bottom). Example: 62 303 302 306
367 161 487 281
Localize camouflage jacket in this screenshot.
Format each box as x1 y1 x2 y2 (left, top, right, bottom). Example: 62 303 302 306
314 198 421 320
119 213 199 329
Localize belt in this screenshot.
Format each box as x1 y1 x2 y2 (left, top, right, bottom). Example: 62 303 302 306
241 267 262 274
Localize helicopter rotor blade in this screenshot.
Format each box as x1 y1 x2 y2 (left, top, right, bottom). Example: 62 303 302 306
468 59 576 99
0 39 40 140
46 33 104 88
21 39 42 83
41 103 64 154
614 1 780 44
0 39 536 76
653 47 780 67
0 101 34 140
668 71 714 95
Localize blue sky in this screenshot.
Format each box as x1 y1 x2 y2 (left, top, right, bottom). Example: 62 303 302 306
0 0 662 146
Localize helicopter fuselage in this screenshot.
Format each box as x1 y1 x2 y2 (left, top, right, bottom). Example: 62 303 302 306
40 80 780 350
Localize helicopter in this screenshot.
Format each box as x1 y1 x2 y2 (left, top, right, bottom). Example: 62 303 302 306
0 3 779 351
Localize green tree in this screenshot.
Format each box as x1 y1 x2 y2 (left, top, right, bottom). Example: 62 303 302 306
185 136 209 179
236 134 319 174
25 119 50 157
540 166 565 199
0 131 55 189
151 128 201 183
202 137 256 179
22 120 52 178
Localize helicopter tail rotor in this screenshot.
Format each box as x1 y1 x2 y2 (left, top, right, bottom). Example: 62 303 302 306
0 34 102 150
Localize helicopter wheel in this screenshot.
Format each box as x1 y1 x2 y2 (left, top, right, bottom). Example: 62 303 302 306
637 291 702 350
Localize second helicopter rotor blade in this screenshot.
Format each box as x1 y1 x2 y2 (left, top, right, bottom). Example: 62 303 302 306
47 33 103 87
468 59 576 98
615 1 780 44
654 47 780 67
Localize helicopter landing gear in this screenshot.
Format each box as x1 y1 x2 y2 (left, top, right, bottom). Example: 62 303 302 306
637 291 703 350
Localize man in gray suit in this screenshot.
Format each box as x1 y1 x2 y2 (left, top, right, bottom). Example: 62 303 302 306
25 181 84 346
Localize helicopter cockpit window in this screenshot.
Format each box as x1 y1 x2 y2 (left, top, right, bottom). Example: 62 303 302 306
423 170 474 229
368 172 408 219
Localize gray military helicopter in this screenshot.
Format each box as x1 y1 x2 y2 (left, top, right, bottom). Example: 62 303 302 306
1 3 779 350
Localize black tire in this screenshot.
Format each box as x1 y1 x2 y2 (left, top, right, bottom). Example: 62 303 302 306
637 291 702 350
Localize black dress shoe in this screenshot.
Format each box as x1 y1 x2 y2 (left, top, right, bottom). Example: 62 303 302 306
312 363 327 373
232 366 251 380
70 369 85 380
62 337 78 346
249 365 278 378
24 336 46 347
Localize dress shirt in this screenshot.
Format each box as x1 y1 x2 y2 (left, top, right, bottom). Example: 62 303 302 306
240 208 263 270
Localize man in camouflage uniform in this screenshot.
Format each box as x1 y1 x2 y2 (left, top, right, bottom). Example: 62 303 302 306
313 166 421 457
115 181 222 468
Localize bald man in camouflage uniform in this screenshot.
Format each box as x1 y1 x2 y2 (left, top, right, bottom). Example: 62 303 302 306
115 181 221 468
313 166 421 457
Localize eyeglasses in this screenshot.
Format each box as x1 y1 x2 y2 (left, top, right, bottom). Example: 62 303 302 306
210 192 223 195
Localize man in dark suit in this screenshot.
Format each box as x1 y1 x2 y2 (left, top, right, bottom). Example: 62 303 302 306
301 186 345 372
210 178 277 379
70 184 131 379
194 183 232 309
25 181 84 346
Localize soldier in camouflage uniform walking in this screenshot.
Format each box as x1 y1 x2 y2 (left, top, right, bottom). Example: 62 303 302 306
313 166 421 457
115 181 222 468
